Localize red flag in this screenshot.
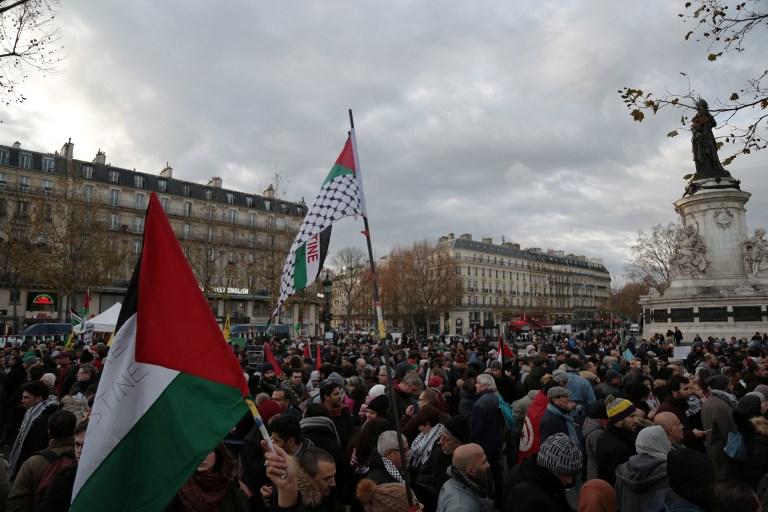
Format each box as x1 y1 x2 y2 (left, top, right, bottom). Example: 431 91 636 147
518 390 548 462
303 343 311 359
315 344 322 370
264 343 283 377
83 289 91 311
498 336 514 362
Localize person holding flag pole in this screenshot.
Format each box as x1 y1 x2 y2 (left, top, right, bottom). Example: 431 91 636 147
268 110 416 509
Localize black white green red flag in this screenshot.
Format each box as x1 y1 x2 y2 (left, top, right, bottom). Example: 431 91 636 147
272 135 365 319
71 193 249 511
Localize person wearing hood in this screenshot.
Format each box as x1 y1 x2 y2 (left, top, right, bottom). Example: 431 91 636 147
614 425 671 512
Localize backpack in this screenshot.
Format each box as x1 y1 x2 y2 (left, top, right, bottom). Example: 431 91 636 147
498 394 516 432
34 449 75 508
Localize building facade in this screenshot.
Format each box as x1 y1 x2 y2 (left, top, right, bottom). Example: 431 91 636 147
439 233 611 336
0 140 322 335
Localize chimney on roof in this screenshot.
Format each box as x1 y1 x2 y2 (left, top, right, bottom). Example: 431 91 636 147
512 243 520 251
12 141 20 149
207 176 222 188
439 236 448 243
263 184 275 199
482 237 493 245
448 233 455 240
160 162 173 178
460 233 472 241
60 139 74 160
93 149 106 165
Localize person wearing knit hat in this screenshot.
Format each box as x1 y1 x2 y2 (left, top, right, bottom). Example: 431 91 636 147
440 415 470 455
503 433 581 512
365 395 390 421
257 399 282 426
356 479 409 512
577 479 617 512
661 447 713 510
435 443 493 512
595 396 639 486
614 425 671 512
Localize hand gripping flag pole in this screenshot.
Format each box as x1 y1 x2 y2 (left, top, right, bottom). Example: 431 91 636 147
348 109 414 508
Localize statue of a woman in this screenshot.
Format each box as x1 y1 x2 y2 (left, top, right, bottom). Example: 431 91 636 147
691 98 731 180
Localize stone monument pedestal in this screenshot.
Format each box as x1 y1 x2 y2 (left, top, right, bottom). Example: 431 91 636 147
640 176 768 341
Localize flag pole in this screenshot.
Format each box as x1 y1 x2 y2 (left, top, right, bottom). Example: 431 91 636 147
348 109 414 506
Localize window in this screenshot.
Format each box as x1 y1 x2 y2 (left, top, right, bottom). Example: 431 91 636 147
133 239 142 255
246 197 253 208
43 204 53 222
109 170 119 183
249 232 256 248
42 157 55 173
134 175 144 188
19 153 32 169
183 224 190 240
135 193 145 209
158 179 167 192
207 226 214 242
83 184 94 201
208 206 215 220
182 185 190 197
160 197 169 211
0 148 8 165
0 172 5 187
110 189 120 207
264 200 271 211
249 212 257 227
134 216 144 233
15 200 29 219
205 189 213 200
110 213 119 230
42 179 53 196
0 198 6 218
183 201 192 216
18 175 30 192
226 192 234 205
229 209 237 224
82 165 94 179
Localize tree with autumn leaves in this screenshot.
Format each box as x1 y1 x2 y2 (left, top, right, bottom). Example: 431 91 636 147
378 240 463 336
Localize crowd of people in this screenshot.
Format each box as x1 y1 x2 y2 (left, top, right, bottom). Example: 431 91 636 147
0 328 768 511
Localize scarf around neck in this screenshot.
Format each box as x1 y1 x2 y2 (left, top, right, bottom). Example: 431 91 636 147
382 456 405 484
710 389 738 409
546 403 580 444
9 394 59 479
447 465 491 498
410 423 445 469
177 471 230 512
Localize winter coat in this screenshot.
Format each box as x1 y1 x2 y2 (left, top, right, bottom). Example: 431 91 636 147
365 455 401 486
435 474 494 512
659 489 706 512
458 389 478 416
582 417 605 481
8 437 74 512
539 404 577 445
565 369 596 410
595 425 636 487
412 447 451 509
700 393 738 481
38 464 76 512
614 453 668 512
512 390 538 433
741 416 768 488
470 391 502 457
655 398 703 451
503 457 570 512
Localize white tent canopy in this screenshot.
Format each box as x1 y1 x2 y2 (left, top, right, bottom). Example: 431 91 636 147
74 302 122 333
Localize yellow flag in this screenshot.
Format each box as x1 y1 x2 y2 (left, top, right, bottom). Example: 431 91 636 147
63 331 75 351
223 314 231 342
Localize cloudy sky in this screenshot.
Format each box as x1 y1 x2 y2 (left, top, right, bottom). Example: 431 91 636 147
4 0 768 284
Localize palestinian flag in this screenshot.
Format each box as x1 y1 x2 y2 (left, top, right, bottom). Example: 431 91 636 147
72 193 249 511
69 308 82 327
273 135 365 318
498 336 514 363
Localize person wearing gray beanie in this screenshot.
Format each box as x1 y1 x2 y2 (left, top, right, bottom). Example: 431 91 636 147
503 433 581 512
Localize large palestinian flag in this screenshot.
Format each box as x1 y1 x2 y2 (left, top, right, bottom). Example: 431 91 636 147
273 135 365 318
72 193 249 511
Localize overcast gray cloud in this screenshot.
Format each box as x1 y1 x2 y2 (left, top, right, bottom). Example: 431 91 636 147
4 0 768 284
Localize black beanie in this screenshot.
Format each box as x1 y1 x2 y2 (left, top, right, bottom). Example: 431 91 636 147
706 375 729 391
443 415 471 444
667 447 714 507
367 395 389 417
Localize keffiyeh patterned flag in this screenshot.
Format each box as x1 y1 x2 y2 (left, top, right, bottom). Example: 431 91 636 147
272 135 365 319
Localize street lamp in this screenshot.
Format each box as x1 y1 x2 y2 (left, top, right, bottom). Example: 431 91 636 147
322 272 332 334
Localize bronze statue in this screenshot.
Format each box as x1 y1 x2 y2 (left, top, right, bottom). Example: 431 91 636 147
691 98 731 180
